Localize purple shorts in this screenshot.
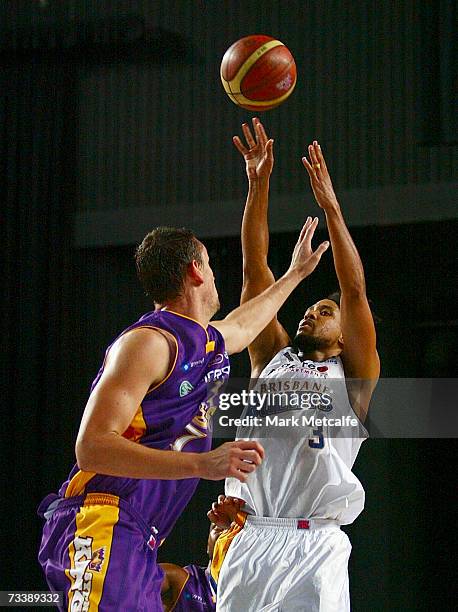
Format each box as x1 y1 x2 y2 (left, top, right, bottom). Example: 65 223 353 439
38 492 164 611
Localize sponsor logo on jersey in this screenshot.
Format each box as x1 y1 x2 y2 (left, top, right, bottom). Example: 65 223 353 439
209 352 229 366
181 357 205 371
88 547 105 572
179 380 194 397
302 360 328 373
266 362 329 378
204 365 230 383
184 591 208 606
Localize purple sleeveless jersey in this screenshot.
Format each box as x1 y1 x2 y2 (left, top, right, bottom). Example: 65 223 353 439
174 565 216 611
57 308 230 545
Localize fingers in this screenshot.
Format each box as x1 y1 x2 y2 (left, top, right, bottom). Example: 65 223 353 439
233 135 248 156
302 141 327 176
314 141 328 173
312 241 330 260
242 122 256 149
298 217 319 244
302 155 313 176
253 117 268 146
233 439 265 459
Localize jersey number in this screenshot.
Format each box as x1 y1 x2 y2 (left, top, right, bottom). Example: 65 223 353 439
308 425 324 449
171 403 210 452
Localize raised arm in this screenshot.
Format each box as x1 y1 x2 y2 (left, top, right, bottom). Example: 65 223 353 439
75 328 265 483
212 217 329 356
233 118 290 375
302 142 380 392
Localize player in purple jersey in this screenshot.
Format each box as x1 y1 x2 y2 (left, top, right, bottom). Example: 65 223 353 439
38 225 329 611
158 497 244 611
159 520 224 610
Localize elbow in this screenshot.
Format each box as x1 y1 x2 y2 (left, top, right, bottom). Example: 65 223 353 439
75 434 97 472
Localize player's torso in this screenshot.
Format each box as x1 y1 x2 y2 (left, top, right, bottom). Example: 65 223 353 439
226 347 366 524
59 309 230 535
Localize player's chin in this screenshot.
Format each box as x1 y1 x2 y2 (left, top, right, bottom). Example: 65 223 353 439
294 328 313 341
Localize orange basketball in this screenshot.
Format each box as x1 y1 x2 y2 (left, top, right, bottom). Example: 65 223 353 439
220 35 297 111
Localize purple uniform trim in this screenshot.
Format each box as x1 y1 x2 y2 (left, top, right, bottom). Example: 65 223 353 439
173 565 216 611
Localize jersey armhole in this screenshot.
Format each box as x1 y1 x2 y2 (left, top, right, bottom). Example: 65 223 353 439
169 570 190 612
141 326 179 395
106 325 179 396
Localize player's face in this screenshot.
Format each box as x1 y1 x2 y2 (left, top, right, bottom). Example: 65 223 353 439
207 523 224 559
199 244 220 316
294 299 342 351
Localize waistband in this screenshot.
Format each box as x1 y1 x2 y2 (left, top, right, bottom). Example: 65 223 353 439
245 515 340 531
37 492 159 547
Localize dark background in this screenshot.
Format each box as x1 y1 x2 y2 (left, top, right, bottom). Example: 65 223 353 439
1 1 457 611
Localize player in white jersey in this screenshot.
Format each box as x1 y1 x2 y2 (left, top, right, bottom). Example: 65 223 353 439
214 120 380 612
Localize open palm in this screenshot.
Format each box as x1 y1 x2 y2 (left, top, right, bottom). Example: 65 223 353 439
233 118 274 181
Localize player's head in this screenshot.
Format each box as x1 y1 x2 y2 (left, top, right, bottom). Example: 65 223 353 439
135 227 220 315
293 293 343 355
207 523 224 559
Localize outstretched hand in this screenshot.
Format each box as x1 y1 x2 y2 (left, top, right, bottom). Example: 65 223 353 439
289 216 329 279
302 141 339 211
233 117 274 181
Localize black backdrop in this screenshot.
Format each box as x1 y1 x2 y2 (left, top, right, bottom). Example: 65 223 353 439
2 43 457 612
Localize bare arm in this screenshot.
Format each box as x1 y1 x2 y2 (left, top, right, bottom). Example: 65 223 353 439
159 563 189 611
302 142 380 393
234 119 290 375
76 328 264 482
212 218 329 355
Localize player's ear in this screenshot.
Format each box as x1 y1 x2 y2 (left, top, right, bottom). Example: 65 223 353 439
338 334 344 348
188 259 204 285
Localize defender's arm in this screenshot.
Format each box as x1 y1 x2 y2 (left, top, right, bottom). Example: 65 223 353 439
76 328 264 482
212 218 329 355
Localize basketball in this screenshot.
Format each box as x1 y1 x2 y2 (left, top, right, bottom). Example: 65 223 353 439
220 34 297 111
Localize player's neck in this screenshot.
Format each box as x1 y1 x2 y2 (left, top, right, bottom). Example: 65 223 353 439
296 346 341 362
161 297 211 328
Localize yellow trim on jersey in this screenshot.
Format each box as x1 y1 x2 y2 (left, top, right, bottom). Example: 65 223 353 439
99 324 179 395
161 308 210 340
122 403 147 442
64 470 97 498
220 39 296 106
210 511 247 584
64 404 147 498
168 571 190 612
66 496 120 611
145 327 179 394
65 404 147 498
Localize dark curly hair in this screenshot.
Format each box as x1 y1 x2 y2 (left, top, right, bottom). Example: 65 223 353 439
135 227 203 303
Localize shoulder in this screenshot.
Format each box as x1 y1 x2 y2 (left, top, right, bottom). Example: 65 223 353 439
112 326 175 359
159 563 189 607
160 562 190 583
102 326 176 385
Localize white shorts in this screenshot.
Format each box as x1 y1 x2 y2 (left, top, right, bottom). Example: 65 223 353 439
216 516 351 612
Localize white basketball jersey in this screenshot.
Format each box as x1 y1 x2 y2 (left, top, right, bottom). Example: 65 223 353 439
225 348 367 524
